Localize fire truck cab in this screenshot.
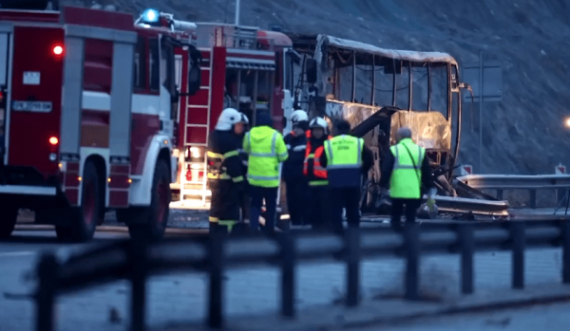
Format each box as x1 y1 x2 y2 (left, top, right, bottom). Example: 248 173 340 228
156 15 299 203
0 3 201 241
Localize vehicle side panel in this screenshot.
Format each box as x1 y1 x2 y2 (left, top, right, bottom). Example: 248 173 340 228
8 26 64 177
209 47 226 135
130 111 161 175
83 39 113 93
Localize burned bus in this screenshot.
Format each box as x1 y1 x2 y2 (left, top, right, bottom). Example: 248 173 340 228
288 34 467 210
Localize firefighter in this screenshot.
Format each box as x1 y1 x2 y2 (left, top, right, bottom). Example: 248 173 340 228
207 108 248 234
283 110 310 226
379 127 435 231
303 117 332 230
320 119 373 234
243 111 288 233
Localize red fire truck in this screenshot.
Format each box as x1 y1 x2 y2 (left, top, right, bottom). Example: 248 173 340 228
151 14 299 204
0 2 201 241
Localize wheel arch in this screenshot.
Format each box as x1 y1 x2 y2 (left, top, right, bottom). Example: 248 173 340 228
129 134 172 206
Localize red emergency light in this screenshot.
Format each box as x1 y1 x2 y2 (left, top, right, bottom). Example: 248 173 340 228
52 45 64 56
49 136 58 145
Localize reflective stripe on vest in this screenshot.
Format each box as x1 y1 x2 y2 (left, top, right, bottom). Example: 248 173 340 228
324 135 363 187
312 146 327 178
392 144 424 170
389 140 425 199
324 135 363 169
248 131 287 159
303 153 314 176
245 128 287 187
206 150 241 181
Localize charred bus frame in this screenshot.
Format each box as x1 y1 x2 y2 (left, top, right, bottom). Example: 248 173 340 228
289 34 465 177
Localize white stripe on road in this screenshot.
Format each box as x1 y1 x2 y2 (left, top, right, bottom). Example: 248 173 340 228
0 251 35 258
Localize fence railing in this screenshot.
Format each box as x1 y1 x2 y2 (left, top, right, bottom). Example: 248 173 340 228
33 218 570 331
457 174 570 208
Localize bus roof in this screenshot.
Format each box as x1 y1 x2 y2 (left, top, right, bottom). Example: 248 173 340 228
289 33 458 67
318 34 458 66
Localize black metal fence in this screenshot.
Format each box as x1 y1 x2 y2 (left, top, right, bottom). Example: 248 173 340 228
34 218 570 331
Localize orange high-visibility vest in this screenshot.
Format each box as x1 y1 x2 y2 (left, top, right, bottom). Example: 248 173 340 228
303 131 331 179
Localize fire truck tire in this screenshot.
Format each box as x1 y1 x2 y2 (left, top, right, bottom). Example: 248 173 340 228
126 159 170 242
0 206 19 239
55 161 100 242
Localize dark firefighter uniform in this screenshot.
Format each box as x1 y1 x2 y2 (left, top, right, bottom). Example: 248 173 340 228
320 119 373 233
207 109 247 234
283 110 309 226
303 117 332 229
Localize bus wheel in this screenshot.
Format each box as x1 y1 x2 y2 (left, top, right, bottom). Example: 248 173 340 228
0 206 19 239
56 161 100 242
127 159 170 242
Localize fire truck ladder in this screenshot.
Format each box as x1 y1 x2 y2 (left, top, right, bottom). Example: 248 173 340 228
180 49 212 206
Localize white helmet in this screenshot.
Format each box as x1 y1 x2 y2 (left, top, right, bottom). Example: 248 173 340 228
215 108 247 131
309 117 328 129
290 109 309 125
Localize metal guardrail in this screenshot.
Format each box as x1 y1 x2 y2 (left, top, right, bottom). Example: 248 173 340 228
457 174 570 189
33 219 570 331
434 195 510 216
457 174 570 208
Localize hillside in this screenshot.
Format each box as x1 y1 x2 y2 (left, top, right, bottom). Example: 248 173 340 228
67 0 570 174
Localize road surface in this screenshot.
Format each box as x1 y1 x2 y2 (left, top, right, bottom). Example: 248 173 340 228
0 225 566 331
346 301 570 331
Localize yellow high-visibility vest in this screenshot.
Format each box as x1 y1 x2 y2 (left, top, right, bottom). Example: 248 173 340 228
243 126 288 187
324 135 363 187
389 138 425 199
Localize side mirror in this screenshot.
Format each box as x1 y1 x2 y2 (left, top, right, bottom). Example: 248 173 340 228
306 58 317 84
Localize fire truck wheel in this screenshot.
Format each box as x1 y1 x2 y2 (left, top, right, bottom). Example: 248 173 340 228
56 161 100 242
127 159 170 242
0 206 19 239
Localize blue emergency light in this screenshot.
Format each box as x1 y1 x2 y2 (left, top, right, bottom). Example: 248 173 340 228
141 8 159 23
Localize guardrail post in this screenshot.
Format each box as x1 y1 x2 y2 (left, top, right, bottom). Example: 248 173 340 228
562 219 570 284
208 232 225 329
35 252 59 331
529 190 537 209
458 223 474 294
278 232 296 317
510 221 526 289
404 222 420 300
130 238 149 331
345 227 361 307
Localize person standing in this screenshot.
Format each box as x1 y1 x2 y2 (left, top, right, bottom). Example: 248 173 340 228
282 110 310 226
243 111 288 234
303 117 331 230
379 127 435 230
207 108 248 234
320 119 373 233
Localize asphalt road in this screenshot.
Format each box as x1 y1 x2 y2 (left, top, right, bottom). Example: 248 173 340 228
347 301 570 331
0 224 566 331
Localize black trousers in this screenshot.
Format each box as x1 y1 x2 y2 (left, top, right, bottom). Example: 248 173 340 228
390 198 421 229
285 178 308 225
249 185 278 233
308 185 330 230
329 187 361 234
209 179 240 234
